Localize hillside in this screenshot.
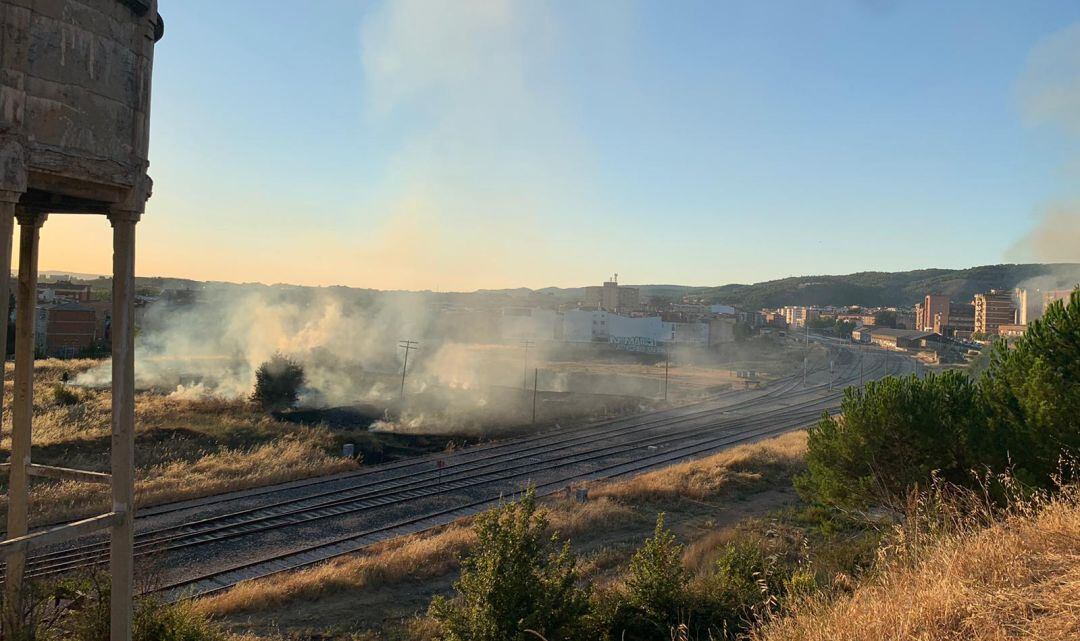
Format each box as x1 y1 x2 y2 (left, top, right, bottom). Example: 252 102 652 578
44 263 1079 310
690 263 1080 309
753 488 1080 641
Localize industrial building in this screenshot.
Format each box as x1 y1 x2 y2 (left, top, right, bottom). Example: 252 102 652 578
974 290 1017 336
866 328 942 350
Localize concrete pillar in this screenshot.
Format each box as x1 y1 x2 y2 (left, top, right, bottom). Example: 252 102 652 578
108 213 137 641
0 198 15 629
5 210 44 621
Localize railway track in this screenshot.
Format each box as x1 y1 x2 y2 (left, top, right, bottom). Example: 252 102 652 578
14 343 899 599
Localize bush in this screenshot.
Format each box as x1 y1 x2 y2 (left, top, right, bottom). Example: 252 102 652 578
624 514 688 622
51 383 81 407
980 289 1080 488
429 487 589 641
797 370 985 508
590 514 689 641
250 352 305 410
1 574 225 641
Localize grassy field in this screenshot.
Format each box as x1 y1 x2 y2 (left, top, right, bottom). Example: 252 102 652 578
0 359 361 526
197 431 810 638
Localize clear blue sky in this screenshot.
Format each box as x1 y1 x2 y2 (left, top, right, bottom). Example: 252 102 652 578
43 1 1080 290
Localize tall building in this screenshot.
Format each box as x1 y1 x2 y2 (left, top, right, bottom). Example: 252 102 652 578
782 306 808 328
919 294 950 331
1014 288 1032 326
584 275 639 313
974 290 1017 336
936 302 974 337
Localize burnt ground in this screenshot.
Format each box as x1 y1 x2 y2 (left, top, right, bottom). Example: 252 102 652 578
274 405 483 464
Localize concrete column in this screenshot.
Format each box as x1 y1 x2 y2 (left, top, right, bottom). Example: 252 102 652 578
5 210 44 620
108 213 137 641
0 199 15 628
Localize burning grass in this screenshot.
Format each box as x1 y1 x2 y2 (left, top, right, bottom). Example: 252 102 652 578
0 360 359 526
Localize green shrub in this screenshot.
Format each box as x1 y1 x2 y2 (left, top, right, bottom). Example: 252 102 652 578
980 289 1080 488
429 487 589 641
624 514 687 621
797 370 985 508
591 515 691 641
250 352 305 410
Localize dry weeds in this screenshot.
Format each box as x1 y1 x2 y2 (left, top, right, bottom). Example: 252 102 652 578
593 430 807 502
0 434 355 525
197 495 635 617
198 433 806 620
753 489 1080 641
0 360 359 525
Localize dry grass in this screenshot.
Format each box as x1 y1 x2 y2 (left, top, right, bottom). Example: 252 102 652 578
0 432 355 524
198 432 806 622
593 430 807 502
753 489 1080 641
197 495 635 617
0 360 360 525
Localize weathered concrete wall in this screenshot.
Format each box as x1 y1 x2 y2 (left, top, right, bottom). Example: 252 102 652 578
0 0 161 212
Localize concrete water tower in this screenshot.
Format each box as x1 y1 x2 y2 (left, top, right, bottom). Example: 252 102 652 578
0 1 163 639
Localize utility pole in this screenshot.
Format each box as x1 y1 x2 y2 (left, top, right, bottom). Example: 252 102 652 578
664 348 671 402
803 356 807 388
532 368 539 424
521 339 535 392
398 340 419 400
859 345 865 386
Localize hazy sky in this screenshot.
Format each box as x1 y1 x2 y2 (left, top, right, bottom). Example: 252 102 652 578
39 1 1080 290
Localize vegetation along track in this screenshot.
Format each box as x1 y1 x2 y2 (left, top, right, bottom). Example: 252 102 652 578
15 344 901 600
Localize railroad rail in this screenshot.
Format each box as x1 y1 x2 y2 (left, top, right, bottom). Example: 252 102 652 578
8 343 902 600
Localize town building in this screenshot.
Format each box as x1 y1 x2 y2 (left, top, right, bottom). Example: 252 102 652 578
974 290 1017 336
38 280 92 303
997 324 1027 339
917 294 950 331
935 302 975 338
35 302 97 358
867 328 942 350
782 306 809 328
583 275 639 313
851 326 875 343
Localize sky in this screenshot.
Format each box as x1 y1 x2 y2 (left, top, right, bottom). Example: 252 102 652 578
38 0 1080 290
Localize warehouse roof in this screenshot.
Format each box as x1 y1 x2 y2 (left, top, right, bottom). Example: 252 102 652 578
869 328 937 340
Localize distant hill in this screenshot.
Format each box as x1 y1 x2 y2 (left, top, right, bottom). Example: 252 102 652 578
47 263 1080 310
688 264 1080 309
